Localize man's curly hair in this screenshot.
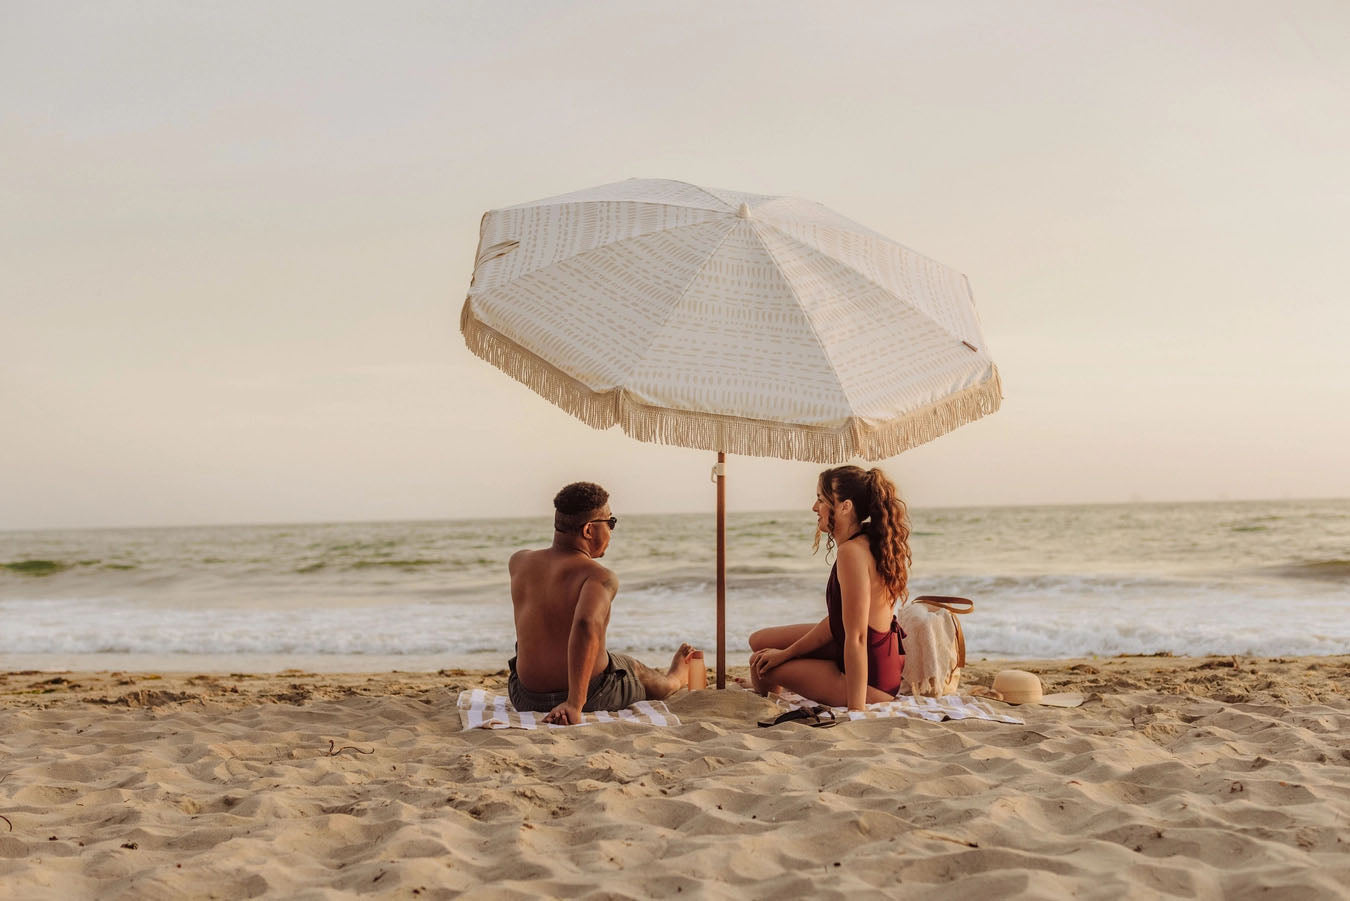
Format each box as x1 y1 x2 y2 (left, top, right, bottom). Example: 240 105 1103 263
553 482 609 533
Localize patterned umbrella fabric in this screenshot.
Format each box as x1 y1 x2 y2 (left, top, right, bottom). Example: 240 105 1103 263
461 179 1001 463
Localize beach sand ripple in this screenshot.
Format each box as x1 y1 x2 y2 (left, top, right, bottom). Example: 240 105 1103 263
1 657 1347 898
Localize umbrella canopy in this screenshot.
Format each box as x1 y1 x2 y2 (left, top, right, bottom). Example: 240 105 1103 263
461 179 1001 463
461 178 1002 688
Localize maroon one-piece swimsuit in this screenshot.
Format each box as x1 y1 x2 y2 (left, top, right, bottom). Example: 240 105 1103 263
824 561 905 696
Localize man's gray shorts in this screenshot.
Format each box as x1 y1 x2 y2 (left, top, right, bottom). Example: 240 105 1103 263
507 653 647 712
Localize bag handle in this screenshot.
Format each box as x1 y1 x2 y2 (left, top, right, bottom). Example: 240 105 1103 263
913 595 973 614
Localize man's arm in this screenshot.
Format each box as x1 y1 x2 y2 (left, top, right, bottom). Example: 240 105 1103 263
542 571 616 725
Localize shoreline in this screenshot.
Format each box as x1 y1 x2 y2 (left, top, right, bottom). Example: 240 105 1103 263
2 656 1346 897
5 646 1349 680
2 656 1350 702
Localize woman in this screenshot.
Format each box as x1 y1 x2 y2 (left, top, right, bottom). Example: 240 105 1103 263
748 466 912 710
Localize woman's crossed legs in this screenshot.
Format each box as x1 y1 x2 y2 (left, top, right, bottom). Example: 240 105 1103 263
747 623 894 707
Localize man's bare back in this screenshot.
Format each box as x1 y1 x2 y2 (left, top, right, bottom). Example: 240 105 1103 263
506 483 698 725
508 546 614 692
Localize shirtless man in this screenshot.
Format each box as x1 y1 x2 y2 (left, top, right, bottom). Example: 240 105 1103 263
507 481 698 725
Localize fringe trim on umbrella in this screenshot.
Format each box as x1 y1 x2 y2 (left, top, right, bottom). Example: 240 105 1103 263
461 302 1002 464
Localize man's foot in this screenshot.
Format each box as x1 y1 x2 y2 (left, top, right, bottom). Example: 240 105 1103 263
633 644 701 700
666 642 697 689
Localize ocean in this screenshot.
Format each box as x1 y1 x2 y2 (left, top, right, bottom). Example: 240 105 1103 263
2 499 1347 672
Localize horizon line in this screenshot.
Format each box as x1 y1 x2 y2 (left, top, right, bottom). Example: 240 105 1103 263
3 494 1346 535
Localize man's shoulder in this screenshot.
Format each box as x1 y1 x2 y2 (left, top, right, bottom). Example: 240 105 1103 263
588 564 615 591
582 560 619 591
508 547 548 572
508 549 616 586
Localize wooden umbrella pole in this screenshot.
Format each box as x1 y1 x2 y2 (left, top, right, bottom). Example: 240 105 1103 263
715 451 726 689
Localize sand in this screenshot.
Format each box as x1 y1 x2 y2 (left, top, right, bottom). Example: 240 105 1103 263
1 656 1347 899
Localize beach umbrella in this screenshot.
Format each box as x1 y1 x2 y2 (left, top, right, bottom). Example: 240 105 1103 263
460 178 1002 688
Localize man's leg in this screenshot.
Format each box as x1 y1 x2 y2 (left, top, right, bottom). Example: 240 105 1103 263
627 643 697 701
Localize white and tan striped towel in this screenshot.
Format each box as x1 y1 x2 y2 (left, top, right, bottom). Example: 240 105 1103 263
456 689 680 730
770 689 1023 725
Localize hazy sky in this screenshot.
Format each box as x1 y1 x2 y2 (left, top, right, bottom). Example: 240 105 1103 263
2 1 1348 530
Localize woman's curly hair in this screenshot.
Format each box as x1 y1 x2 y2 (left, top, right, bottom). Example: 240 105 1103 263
813 465 913 604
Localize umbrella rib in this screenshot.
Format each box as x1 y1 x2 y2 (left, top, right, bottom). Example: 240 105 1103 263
743 224 859 414
659 179 740 212
506 195 729 216
755 222 986 354
502 178 762 215
618 218 741 391
469 217 738 304
756 197 918 251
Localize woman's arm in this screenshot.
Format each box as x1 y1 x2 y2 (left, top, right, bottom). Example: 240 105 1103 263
782 618 832 658
836 541 872 710
749 617 831 678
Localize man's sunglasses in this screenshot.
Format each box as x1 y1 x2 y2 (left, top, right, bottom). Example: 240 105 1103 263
583 516 618 531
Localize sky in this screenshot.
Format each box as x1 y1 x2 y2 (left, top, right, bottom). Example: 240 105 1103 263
2 0 1348 530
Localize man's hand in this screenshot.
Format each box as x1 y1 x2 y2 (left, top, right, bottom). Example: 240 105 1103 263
750 648 791 677
542 701 582 725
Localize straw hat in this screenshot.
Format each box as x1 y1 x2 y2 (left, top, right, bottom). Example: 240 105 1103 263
992 670 1043 704
988 670 1084 708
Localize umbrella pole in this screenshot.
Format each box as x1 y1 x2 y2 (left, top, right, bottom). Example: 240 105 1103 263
715 451 726 689
718 451 729 691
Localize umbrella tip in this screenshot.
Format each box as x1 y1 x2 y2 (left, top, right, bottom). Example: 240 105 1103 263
736 203 752 220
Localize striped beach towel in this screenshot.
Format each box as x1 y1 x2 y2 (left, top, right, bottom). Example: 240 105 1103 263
770 689 1023 725
456 688 680 730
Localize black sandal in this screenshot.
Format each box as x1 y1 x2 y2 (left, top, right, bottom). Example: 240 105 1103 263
757 705 840 729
